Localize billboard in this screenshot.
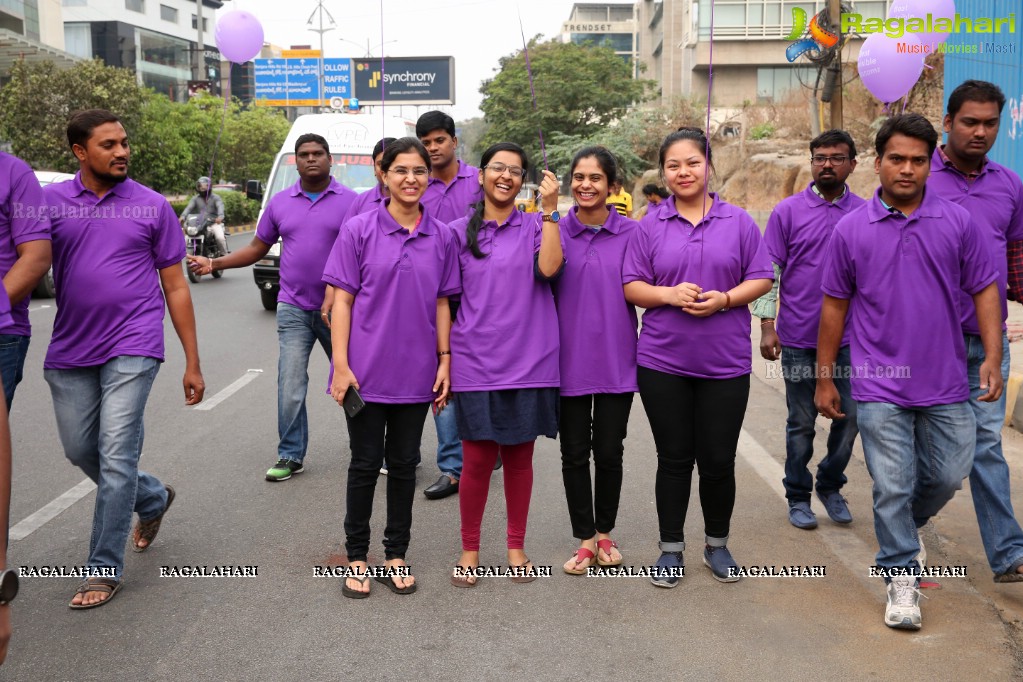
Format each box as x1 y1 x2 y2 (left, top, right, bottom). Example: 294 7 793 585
254 56 352 107
351 57 454 105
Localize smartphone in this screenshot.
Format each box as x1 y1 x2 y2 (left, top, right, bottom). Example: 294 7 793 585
342 386 366 418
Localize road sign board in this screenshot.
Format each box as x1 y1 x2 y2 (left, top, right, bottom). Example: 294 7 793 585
254 58 352 107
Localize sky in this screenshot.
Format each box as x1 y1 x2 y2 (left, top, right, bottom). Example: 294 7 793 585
217 0 585 120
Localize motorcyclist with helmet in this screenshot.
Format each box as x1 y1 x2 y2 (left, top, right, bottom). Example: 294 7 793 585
179 176 228 255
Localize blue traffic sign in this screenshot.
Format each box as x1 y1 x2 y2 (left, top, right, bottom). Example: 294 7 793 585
254 58 352 106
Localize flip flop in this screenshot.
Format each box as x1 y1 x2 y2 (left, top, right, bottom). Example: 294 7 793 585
69 577 121 609
450 565 479 588
564 547 597 575
341 573 371 599
596 538 622 567
132 485 175 553
374 574 417 595
510 560 537 584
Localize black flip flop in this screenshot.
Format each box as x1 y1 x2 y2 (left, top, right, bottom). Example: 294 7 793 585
374 574 417 595
341 573 371 599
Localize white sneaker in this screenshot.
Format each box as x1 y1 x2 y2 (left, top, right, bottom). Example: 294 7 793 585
885 575 922 630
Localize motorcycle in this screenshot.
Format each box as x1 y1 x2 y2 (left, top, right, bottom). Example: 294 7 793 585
183 215 226 283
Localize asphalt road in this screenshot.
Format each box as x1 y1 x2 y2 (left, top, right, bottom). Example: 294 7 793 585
4 232 1023 680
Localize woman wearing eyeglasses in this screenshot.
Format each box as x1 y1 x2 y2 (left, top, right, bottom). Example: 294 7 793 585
447 142 562 587
324 137 460 598
623 128 773 587
554 146 640 575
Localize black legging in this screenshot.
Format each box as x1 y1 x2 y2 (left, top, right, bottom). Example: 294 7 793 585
637 367 750 544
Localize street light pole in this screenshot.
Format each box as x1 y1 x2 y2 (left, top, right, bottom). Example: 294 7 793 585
829 0 843 129
307 0 336 108
194 0 204 82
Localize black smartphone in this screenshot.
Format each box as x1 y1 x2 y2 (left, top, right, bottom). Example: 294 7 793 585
342 386 366 418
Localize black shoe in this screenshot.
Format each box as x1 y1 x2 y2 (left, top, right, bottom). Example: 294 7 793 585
494 455 503 471
424 475 458 499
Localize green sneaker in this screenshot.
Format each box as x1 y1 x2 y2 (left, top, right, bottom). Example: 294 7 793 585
266 459 304 482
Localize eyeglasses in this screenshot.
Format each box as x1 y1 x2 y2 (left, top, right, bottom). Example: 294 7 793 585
484 163 525 178
387 166 429 177
810 155 850 166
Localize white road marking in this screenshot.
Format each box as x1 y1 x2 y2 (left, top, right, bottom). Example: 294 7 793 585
28 304 53 312
194 369 264 411
737 427 880 593
9 478 96 542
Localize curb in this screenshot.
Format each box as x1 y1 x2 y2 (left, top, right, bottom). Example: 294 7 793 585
225 223 254 235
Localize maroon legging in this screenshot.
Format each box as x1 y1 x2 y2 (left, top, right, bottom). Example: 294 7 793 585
459 440 535 551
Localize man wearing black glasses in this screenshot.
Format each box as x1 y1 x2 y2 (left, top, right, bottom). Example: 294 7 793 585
753 129 865 531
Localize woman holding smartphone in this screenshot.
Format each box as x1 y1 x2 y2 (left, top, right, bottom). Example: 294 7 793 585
324 137 460 598
448 142 563 586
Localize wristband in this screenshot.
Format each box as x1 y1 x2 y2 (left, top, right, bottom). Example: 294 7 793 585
437 350 451 356
761 319 775 326
723 292 731 311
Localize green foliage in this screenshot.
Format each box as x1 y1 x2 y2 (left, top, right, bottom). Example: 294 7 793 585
219 105 291 186
216 190 260 225
478 37 653 167
169 198 189 215
0 59 146 172
750 122 776 140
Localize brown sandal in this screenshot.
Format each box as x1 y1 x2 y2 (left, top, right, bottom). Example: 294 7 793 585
69 577 122 609
132 485 175 553
450 565 479 588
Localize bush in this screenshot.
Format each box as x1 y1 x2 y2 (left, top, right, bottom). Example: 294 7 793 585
750 122 776 140
168 191 259 226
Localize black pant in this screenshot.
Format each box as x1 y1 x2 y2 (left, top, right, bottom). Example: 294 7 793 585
637 367 750 544
559 393 634 539
343 401 430 562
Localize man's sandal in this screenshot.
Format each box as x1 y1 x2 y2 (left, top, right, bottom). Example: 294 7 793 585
596 538 622 567
564 547 597 575
341 573 371 599
132 485 175 553
69 577 121 609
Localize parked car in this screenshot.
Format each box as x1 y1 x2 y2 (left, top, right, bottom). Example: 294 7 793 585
31 170 75 298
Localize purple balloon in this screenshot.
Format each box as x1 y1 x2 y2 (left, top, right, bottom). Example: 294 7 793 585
857 33 925 103
888 0 956 51
215 10 264 64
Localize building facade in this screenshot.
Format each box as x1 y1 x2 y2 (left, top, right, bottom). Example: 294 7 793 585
0 0 76 77
561 3 638 75
62 0 223 100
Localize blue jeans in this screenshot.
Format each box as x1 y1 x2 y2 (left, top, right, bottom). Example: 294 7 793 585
44 356 169 578
0 333 30 410
435 401 462 477
857 400 975 570
277 302 332 464
781 345 858 503
965 333 1023 575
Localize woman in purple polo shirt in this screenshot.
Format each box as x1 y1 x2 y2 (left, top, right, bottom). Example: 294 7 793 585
448 142 562 587
554 146 640 575
623 127 773 587
324 137 460 599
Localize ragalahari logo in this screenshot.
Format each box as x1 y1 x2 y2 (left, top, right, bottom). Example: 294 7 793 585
785 7 840 62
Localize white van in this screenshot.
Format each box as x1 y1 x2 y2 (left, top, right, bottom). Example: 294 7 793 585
249 113 415 310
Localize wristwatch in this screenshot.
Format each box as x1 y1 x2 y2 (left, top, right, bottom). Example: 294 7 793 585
542 210 561 223
0 569 18 605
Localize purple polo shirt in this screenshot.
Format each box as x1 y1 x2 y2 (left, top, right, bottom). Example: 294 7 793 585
822 187 997 407
255 178 356 311
764 184 865 348
449 210 563 391
343 184 386 222
554 207 639 395
0 152 51 335
928 148 1023 335
622 194 774 379
323 202 460 403
422 160 483 224
43 174 185 369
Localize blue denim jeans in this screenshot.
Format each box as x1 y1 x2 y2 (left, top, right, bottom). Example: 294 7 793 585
277 302 332 464
781 345 858 503
44 356 169 578
434 401 462 478
0 333 30 410
857 400 975 570
964 333 1023 575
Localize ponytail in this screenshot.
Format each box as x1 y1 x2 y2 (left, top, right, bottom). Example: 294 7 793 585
465 200 487 259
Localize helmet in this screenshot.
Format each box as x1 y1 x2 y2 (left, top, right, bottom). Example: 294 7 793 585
196 176 210 191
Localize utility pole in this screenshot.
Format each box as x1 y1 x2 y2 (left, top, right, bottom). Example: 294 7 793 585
307 0 336 109
193 0 204 82
829 0 843 129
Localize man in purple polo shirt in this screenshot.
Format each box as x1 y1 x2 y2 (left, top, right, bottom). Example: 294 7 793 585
416 111 484 500
928 80 1023 584
0 151 52 408
816 113 1002 631
754 130 865 531
44 109 205 608
189 133 356 482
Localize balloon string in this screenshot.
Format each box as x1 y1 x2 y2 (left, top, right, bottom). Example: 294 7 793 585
517 9 548 171
700 0 715 284
203 92 231 206
380 0 385 132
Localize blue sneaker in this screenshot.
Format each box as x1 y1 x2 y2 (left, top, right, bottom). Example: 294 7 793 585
703 545 741 583
788 501 818 530
816 489 853 524
650 551 684 588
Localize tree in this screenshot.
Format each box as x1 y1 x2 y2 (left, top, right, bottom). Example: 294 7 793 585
0 59 146 172
478 37 653 168
220 105 291 186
